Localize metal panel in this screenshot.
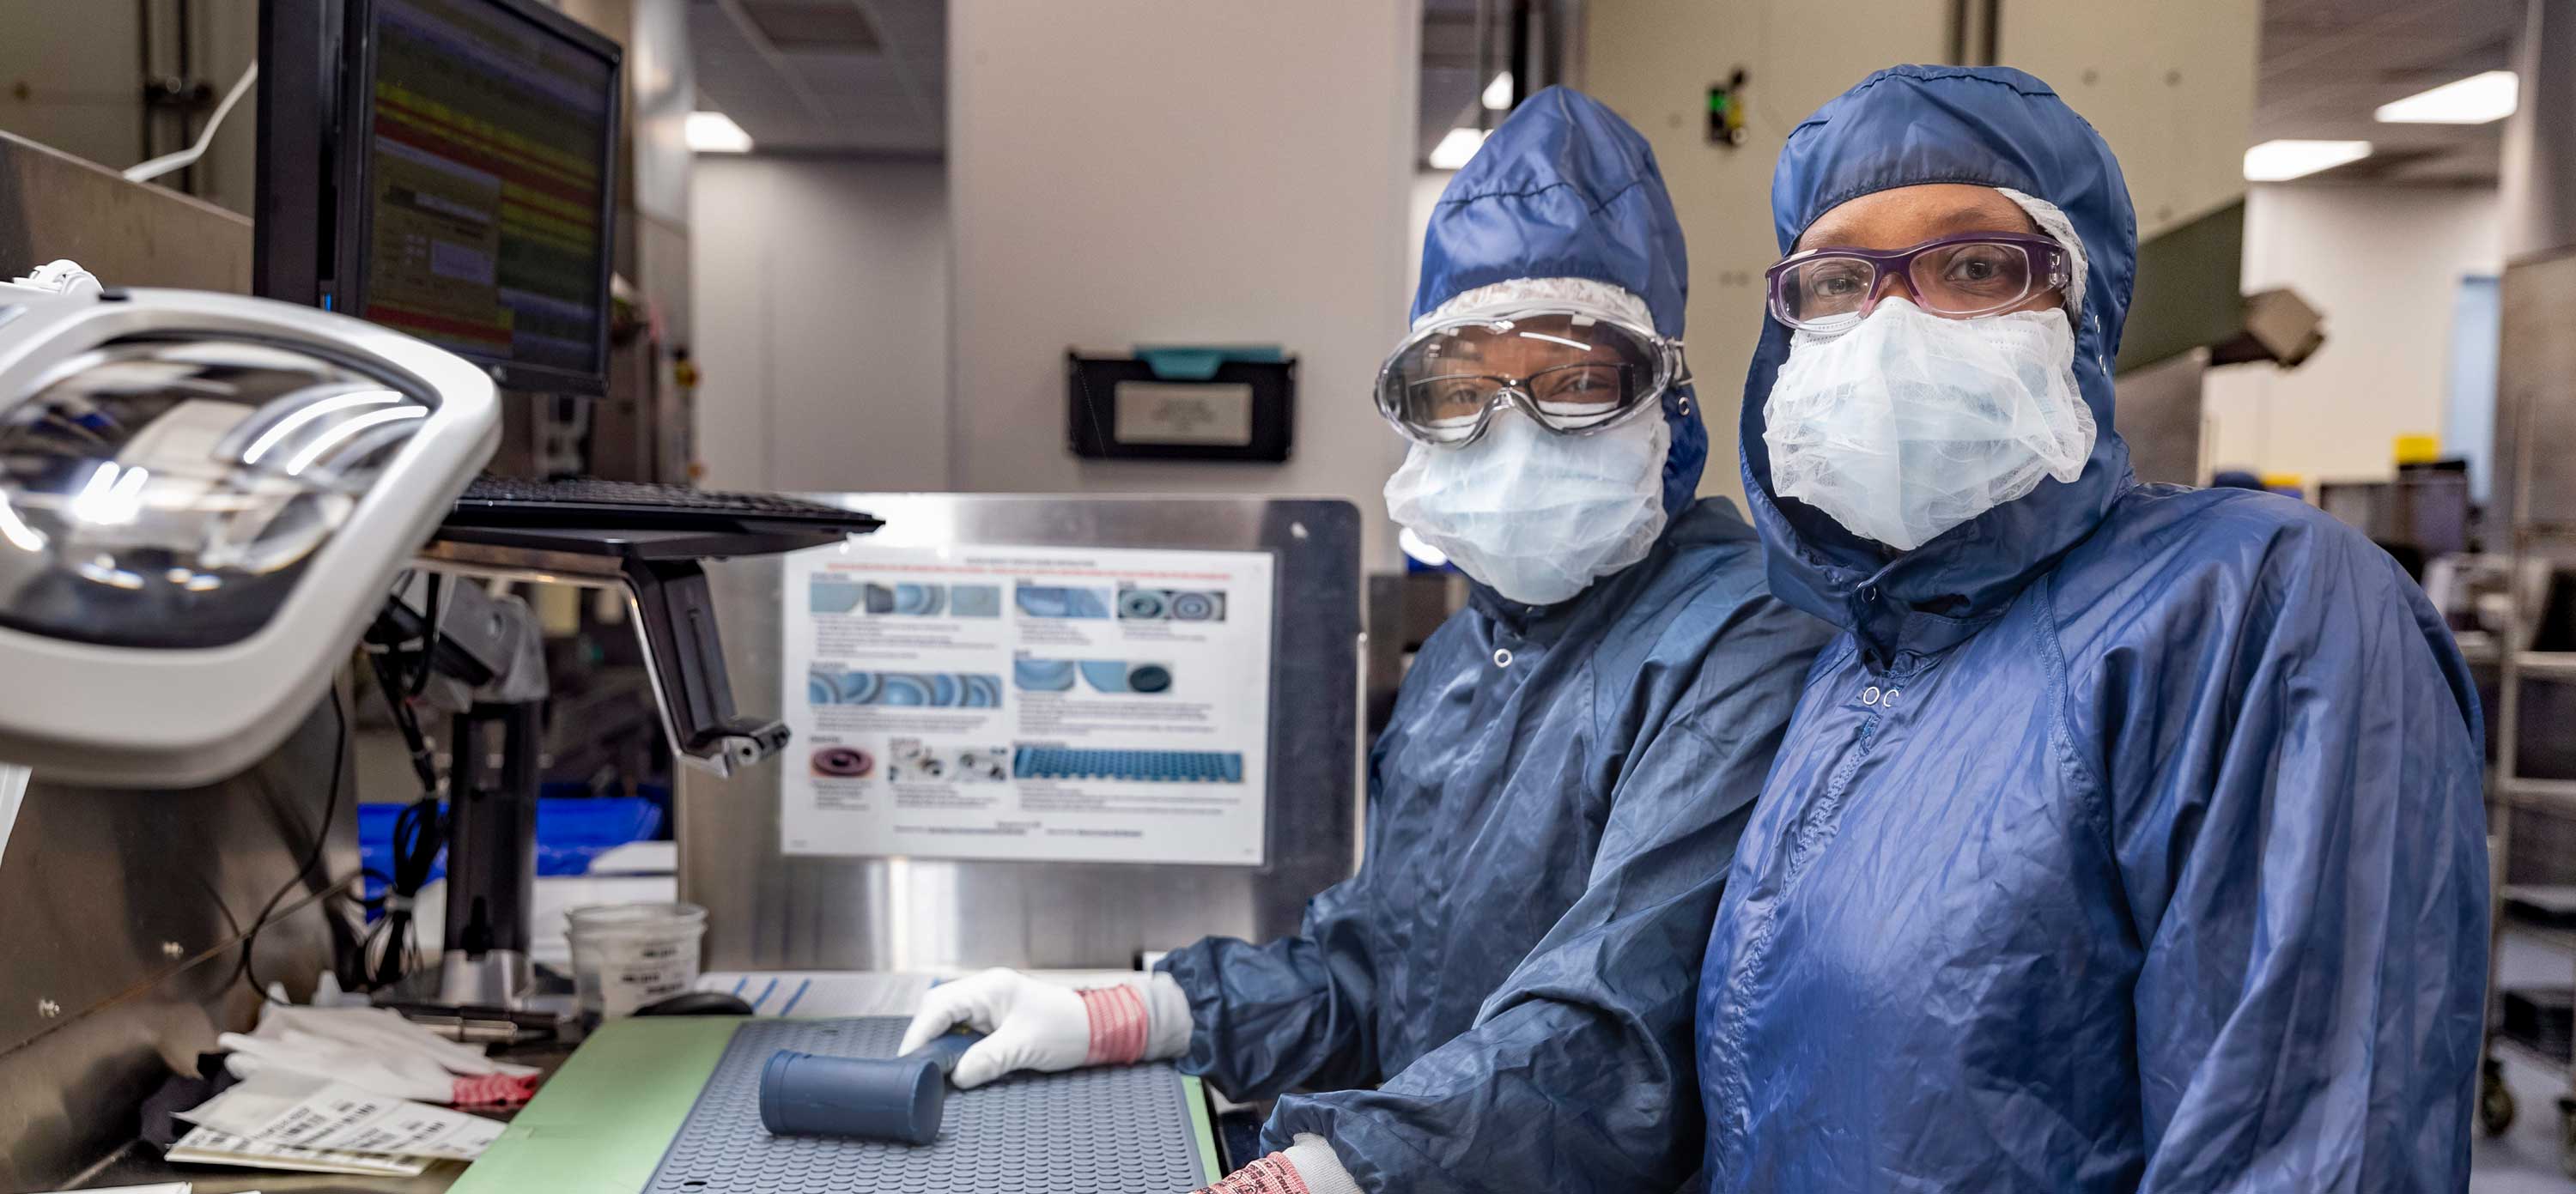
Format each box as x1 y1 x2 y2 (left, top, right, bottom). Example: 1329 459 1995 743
0 130 253 292
2114 201 2245 375
2114 348 2208 485
0 691 353 1191
2504 0 2576 260
680 495 1362 972
2494 251 2576 537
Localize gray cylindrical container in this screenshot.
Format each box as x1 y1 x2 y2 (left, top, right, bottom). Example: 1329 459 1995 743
759 1051 946 1144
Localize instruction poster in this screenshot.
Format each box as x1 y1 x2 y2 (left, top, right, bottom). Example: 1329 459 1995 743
779 542 1275 865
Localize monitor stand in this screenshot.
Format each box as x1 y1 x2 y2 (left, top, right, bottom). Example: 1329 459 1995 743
374 521 851 1033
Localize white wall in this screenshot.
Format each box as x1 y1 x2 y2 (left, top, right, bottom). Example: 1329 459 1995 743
1405 170 1455 317
690 157 951 493
1582 0 2257 506
1997 1 2260 243
947 0 1419 568
2202 184 2502 489
1583 0 1952 508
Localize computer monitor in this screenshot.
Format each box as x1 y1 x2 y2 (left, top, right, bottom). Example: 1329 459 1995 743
254 0 621 396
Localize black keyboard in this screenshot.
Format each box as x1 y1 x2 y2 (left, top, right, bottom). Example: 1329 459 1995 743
448 476 882 536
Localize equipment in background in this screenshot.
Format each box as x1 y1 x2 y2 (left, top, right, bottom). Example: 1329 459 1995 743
1708 70 1750 146
367 571 555 1008
452 476 882 538
0 290 866 1032
1066 345 1296 462
256 0 621 396
426 489 875 775
2473 36 2576 1150
2424 554 2555 656
2209 288 2327 369
0 287 498 786
371 482 877 1015
2319 463 2473 572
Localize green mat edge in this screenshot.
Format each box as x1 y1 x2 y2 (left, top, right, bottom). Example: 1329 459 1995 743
450 1016 743 1194
1182 1074 1221 1180
458 1018 1226 1191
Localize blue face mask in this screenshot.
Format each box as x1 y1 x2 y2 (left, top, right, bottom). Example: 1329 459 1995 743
1384 404 1670 604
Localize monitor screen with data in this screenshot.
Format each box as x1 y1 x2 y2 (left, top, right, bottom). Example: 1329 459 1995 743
332 0 619 392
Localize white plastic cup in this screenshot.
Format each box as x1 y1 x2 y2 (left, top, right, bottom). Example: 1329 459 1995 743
566 901 708 1019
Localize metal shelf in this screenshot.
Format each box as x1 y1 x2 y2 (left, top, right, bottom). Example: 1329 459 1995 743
2457 642 2576 681
2506 884 2576 909
2501 887 2576 961
2509 920 2576 956
2481 257 2576 1125
2504 778 2576 814
2498 1028 2573 1070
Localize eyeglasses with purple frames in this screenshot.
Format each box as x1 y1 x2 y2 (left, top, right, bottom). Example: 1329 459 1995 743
1765 231 2070 333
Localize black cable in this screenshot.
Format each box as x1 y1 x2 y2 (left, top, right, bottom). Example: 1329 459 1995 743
355 866 392 908
410 573 445 699
368 645 440 799
357 590 452 992
370 792 445 990
237 682 349 1005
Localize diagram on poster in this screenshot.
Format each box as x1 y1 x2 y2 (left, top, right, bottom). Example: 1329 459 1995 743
780 542 1274 865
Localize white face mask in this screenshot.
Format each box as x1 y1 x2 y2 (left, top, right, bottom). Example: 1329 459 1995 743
1386 404 1670 605
1762 298 2094 552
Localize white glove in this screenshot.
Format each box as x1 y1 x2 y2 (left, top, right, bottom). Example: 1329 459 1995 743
220 1027 455 1103
897 967 1192 1089
219 1003 540 1106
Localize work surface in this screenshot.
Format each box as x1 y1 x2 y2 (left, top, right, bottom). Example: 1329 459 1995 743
454 1016 1218 1194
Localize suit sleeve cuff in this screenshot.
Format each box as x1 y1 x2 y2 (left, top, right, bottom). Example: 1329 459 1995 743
1145 970 1194 1062
1281 1134 1361 1194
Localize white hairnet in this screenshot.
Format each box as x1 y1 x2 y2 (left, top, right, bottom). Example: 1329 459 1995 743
1418 276 1654 332
1996 188 2086 317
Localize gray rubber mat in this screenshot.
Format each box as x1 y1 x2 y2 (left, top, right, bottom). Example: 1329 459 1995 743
644 1017 1210 1192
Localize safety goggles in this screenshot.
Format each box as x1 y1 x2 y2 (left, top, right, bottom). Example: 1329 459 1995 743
1765 232 2070 335
1374 302 1689 447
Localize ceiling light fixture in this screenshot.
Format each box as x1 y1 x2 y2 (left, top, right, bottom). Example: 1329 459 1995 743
687 111 754 154
2375 70 2518 124
2243 139 2372 182
1399 527 1449 568
1429 127 1488 171
1483 72 1514 111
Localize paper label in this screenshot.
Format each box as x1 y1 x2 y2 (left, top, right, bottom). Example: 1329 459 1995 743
1113 381 1255 445
37 1185 193 1194
782 542 1275 865
169 1124 431 1177
180 1071 501 1160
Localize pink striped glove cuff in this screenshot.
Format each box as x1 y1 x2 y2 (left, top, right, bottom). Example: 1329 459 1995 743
1197 1134 1359 1194
1079 985 1151 1066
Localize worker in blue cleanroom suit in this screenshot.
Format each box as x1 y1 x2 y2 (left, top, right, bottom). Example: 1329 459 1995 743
1695 64 2489 1191
902 88 1832 1194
